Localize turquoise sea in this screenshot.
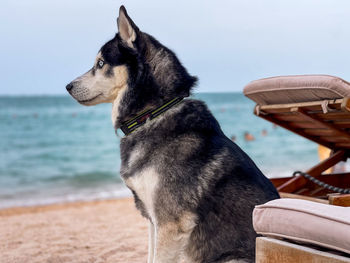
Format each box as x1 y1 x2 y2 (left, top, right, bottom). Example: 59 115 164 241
0 93 319 208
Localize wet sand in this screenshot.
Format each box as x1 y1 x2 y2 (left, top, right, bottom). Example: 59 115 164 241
0 198 148 263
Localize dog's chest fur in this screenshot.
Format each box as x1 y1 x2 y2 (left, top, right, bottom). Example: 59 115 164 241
121 145 159 222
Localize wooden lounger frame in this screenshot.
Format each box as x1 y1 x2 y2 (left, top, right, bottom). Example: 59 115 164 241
254 97 350 206
256 237 350 263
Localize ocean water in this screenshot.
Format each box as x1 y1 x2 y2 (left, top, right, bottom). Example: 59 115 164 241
0 93 319 208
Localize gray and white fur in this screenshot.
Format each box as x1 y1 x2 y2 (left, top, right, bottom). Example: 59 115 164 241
66 6 279 263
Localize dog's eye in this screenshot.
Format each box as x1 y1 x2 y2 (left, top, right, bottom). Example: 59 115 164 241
97 60 104 68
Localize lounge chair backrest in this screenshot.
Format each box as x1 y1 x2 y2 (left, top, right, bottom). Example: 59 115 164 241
244 75 350 105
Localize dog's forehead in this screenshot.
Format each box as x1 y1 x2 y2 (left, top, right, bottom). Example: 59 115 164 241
100 38 121 61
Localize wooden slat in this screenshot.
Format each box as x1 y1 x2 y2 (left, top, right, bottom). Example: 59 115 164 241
333 121 350 129
272 112 350 125
276 175 308 193
329 194 350 207
261 105 327 114
260 107 302 114
256 237 350 263
294 108 350 141
269 177 292 188
277 150 346 193
309 187 327 196
256 112 335 149
335 143 350 149
272 114 307 123
258 98 344 112
289 122 324 129
279 192 328 204
316 116 350 122
319 136 350 143
305 173 350 192
303 104 342 112
313 113 350 120
303 128 335 136
306 151 347 177
294 188 311 195
274 173 350 198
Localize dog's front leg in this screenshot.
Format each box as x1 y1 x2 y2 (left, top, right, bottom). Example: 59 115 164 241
147 220 155 263
153 214 196 263
153 222 184 263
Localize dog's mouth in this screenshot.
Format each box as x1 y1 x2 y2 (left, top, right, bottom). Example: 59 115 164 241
78 93 103 104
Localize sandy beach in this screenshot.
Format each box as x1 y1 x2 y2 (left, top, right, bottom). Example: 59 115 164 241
0 198 148 263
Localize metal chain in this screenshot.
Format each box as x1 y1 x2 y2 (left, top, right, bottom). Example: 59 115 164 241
293 171 350 194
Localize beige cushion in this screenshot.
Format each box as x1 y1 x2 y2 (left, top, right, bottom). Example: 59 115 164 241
244 75 350 105
253 198 350 254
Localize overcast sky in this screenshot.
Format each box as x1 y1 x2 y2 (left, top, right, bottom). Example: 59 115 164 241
1 0 350 95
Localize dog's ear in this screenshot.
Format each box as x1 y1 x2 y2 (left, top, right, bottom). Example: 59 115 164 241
117 6 139 48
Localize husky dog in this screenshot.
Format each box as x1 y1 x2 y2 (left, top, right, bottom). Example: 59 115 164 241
66 6 279 263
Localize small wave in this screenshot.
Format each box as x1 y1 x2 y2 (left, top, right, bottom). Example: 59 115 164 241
0 185 131 209
67 171 121 186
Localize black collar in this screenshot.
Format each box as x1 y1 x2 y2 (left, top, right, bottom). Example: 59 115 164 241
120 97 184 136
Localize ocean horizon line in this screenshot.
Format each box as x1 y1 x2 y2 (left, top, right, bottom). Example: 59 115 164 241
0 91 243 98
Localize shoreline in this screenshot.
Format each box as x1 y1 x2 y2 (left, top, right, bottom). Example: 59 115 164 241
0 184 133 211
0 172 292 211
0 197 148 263
0 197 131 217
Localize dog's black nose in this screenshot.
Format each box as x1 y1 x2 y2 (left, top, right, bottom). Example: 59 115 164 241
66 83 74 92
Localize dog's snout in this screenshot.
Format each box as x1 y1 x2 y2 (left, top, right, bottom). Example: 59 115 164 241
66 83 74 92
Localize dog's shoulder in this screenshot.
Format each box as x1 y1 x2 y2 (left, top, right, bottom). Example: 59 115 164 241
124 166 159 221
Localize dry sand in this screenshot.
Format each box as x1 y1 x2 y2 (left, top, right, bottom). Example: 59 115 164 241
0 198 148 263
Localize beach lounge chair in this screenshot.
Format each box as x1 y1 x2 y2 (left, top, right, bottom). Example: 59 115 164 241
244 75 350 262
244 75 350 206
